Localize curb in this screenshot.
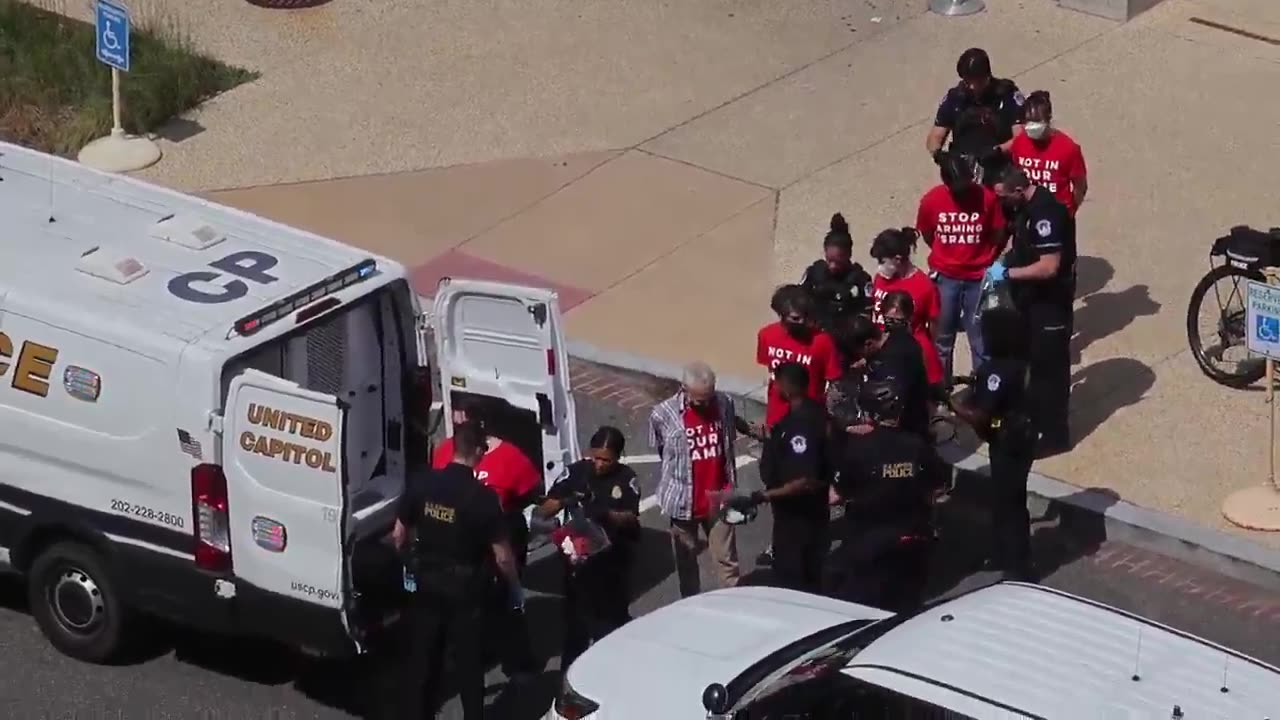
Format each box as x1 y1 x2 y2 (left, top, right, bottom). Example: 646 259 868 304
566 341 1280 593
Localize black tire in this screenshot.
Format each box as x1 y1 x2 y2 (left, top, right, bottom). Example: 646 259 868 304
27 542 131 664
1187 264 1267 389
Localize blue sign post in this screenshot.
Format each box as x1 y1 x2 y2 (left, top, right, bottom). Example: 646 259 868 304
79 0 158 172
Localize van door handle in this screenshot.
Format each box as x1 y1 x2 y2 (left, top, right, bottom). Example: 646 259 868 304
536 393 553 429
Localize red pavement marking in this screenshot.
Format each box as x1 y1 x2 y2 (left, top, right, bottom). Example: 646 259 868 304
1090 541 1280 623
409 249 596 312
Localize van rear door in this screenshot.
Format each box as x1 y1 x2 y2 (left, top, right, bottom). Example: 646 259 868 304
431 278 581 489
222 369 362 653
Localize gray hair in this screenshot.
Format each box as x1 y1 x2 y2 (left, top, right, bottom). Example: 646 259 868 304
682 361 717 392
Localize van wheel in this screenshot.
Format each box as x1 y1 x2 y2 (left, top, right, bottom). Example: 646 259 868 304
28 542 130 664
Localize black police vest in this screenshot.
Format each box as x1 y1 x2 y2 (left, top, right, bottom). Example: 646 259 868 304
1005 202 1075 309
411 475 486 600
803 260 873 330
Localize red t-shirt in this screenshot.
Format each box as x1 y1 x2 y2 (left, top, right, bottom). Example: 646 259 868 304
432 438 540 512
1009 130 1087 216
756 322 841 428
871 270 945 385
684 403 728 519
916 184 1005 281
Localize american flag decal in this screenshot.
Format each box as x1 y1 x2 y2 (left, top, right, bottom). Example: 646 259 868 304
177 429 203 460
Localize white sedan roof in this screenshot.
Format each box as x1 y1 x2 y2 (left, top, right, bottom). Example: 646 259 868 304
846 582 1280 718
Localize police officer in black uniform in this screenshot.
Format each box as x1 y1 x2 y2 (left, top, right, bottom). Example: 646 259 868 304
381 422 522 720
800 212 874 334
989 167 1077 455
831 379 943 611
926 48 1026 186
949 305 1037 581
534 426 640 668
734 362 830 593
840 314 931 440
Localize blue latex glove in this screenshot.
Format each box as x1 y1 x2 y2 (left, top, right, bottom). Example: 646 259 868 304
985 260 1008 284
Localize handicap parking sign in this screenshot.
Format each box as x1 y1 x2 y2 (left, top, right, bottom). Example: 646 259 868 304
95 1 131 73
1246 280 1280 361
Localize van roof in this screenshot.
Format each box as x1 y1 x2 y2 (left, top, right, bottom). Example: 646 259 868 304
847 582 1280 717
0 143 398 345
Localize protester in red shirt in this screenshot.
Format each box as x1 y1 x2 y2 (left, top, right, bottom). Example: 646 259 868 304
756 284 842 429
916 151 1006 388
1009 91 1087 217
869 229 944 388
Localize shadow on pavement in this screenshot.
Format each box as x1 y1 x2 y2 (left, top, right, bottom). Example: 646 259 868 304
1073 256 1114 300
1071 284 1161 363
738 474 1122 606
1069 357 1156 444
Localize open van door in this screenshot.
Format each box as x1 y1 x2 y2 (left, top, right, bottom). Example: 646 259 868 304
432 278 581 492
222 369 363 654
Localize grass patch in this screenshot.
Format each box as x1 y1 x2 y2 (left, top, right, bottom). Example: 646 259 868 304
0 0 257 155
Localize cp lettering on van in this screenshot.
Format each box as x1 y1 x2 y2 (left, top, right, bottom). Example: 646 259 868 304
0 332 61 398
239 402 337 472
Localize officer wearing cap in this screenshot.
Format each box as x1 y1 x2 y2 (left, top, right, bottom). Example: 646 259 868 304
733 362 830 593
987 166 1076 455
380 422 522 719
800 212 874 334
948 305 1037 581
926 48 1026 186
830 378 943 611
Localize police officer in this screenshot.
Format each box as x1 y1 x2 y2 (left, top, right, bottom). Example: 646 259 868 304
800 212 874 333
733 362 830 593
926 48 1026 186
534 426 641 668
948 305 1037 581
988 167 1076 455
830 379 943 611
382 422 522 720
841 314 931 441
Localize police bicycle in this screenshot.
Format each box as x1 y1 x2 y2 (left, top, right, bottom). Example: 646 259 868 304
1186 225 1280 388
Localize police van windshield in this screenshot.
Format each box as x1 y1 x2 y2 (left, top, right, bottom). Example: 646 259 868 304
220 278 424 513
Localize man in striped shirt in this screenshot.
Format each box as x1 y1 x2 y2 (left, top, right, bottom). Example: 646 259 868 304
649 362 742 598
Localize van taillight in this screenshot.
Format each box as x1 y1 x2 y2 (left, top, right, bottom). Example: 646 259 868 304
546 348 557 377
192 463 232 572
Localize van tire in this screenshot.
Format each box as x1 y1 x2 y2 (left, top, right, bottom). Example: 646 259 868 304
28 542 131 664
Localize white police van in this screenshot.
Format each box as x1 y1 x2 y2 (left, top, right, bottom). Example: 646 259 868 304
0 142 579 663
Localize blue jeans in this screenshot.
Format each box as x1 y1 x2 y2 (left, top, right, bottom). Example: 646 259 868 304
933 273 986 386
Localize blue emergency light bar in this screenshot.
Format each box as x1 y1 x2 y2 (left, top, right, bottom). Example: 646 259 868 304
234 258 378 337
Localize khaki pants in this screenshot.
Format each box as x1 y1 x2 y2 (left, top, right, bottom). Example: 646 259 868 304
670 516 740 598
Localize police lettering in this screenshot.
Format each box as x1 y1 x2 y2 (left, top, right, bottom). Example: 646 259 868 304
239 402 337 472
168 250 280 305
1015 157 1061 194
423 502 456 523
686 421 723 462
0 332 60 398
934 211 986 245
882 462 915 479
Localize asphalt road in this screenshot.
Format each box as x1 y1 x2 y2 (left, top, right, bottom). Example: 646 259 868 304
2 361 1279 719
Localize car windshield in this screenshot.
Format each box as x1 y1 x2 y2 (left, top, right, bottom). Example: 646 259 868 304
737 673 976 720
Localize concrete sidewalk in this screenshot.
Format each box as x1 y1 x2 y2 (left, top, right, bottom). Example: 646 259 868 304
95 0 1280 556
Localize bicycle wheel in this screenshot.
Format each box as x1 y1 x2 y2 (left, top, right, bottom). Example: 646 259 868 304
1186 263 1267 388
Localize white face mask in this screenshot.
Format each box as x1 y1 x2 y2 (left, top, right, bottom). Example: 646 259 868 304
1024 121 1050 140
877 260 900 279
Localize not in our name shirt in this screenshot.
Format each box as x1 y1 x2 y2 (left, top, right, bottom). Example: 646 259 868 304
756 321 842 428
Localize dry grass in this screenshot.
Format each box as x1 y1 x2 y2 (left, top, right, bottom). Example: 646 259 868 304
0 0 256 155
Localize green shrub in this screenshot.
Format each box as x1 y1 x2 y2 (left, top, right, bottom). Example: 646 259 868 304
0 0 256 155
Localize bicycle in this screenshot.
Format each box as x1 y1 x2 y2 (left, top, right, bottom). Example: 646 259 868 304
1186 225 1280 388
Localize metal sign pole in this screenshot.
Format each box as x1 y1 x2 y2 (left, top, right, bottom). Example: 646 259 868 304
111 67 123 136
1223 267 1280 530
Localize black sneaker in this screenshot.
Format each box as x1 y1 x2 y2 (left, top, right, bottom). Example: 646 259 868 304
756 547 774 566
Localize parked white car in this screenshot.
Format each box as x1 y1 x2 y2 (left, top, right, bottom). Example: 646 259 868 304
545 581 1280 719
